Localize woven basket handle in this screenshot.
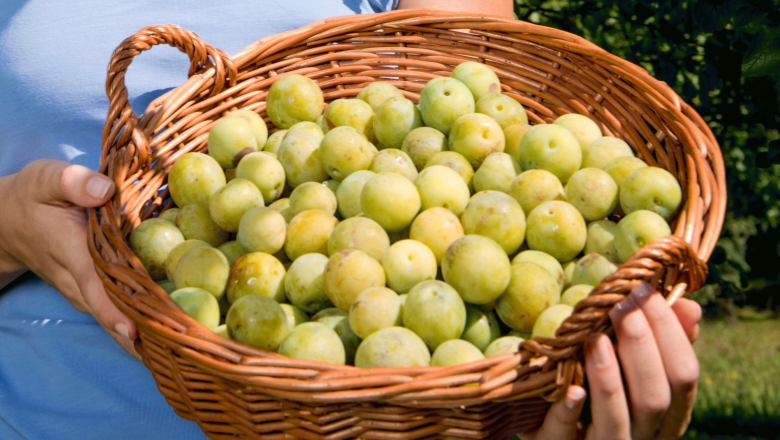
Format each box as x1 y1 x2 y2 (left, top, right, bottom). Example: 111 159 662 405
523 235 708 401
101 24 237 178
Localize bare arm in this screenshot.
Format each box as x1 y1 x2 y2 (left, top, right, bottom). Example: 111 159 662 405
397 0 514 19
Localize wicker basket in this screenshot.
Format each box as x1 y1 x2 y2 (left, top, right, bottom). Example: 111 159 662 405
88 9 725 439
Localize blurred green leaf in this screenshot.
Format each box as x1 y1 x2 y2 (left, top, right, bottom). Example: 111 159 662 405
742 27 780 77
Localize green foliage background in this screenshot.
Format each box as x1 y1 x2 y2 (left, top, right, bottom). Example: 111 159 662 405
512 0 780 314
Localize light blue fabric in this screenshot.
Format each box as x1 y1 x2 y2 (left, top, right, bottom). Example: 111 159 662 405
0 1 396 439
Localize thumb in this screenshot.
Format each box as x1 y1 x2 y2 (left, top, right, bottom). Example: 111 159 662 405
26 159 114 207
534 386 587 440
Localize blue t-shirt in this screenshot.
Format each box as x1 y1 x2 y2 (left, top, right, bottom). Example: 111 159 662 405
0 1 397 439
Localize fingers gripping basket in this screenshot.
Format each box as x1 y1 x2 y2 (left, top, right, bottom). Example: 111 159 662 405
88 10 725 439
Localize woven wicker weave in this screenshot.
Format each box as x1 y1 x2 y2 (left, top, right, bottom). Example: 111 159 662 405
87 9 725 439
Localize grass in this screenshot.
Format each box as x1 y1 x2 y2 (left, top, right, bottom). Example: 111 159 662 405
685 318 780 439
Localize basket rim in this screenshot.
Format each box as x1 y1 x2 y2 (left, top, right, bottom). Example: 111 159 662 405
89 9 722 410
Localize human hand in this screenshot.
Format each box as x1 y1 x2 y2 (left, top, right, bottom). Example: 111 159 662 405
0 159 139 359
518 282 702 440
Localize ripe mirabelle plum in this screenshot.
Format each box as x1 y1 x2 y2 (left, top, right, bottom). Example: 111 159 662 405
266 74 324 129
348 287 402 339
170 287 220 331
552 114 602 151
374 97 423 150
279 322 346 365
227 252 287 304
496 262 560 332
418 77 475 135
226 295 290 351
354 327 431 368
517 124 582 184
129 218 185 281
450 62 501 101
402 280 467 350
442 235 511 305
168 152 226 208
401 126 448 171
284 253 333 314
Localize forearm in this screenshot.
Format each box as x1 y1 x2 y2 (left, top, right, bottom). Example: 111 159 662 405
397 0 514 19
0 173 27 289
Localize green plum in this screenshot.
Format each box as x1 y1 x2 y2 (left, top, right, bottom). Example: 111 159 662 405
165 239 211 284
508 169 567 216
414 165 470 216
409 207 465 265
284 121 324 140
212 323 228 339
511 250 564 293
368 148 418 182
284 210 339 261
216 241 242 266
483 336 525 357
327 217 390 262
129 219 185 280
562 258 578 290
174 247 230 300
357 81 405 112
170 287 220 331
355 326 431 368
442 235 512 304
532 304 574 339
525 201 586 262
227 252 286 303
335 170 375 218
517 124 582 184
157 280 177 294
226 109 269 150
565 168 618 221
235 151 286 204
226 294 290 351
237 206 287 255
277 132 328 187
620 167 682 221
279 322 345 364
603 156 648 188
401 126 449 171
266 74 324 129
264 130 287 156
323 249 386 311
268 198 293 223
571 253 618 286
168 152 226 208
323 98 376 141
560 284 593 307
319 126 374 181
382 239 437 294
461 191 526 255
431 339 485 367
475 93 527 129
582 136 633 169
402 280 467 350
586 220 620 264
159 208 179 224
496 262 561 332
279 303 310 328
552 114 603 151
448 113 505 169
311 308 361 364
175 201 228 247
284 253 333 314
360 172 421 233
473 152 522 193
209 178 265 232
424 151 474 192
288 181 337 217
207 117 258 169
374 97 423 150
461 304 501 352
503 123 531 160
418 77 475 135
348 287 403 339
614 210 672 262
450 62 501 101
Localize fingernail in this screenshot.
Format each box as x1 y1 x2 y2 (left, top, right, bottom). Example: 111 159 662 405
115 323 130 339
86 177 112 199
631 281 654 302
565 386 586 409
588 334 611 368
609 295 638 324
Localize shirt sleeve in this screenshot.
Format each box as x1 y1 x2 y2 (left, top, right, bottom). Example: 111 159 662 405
368 0 399 13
